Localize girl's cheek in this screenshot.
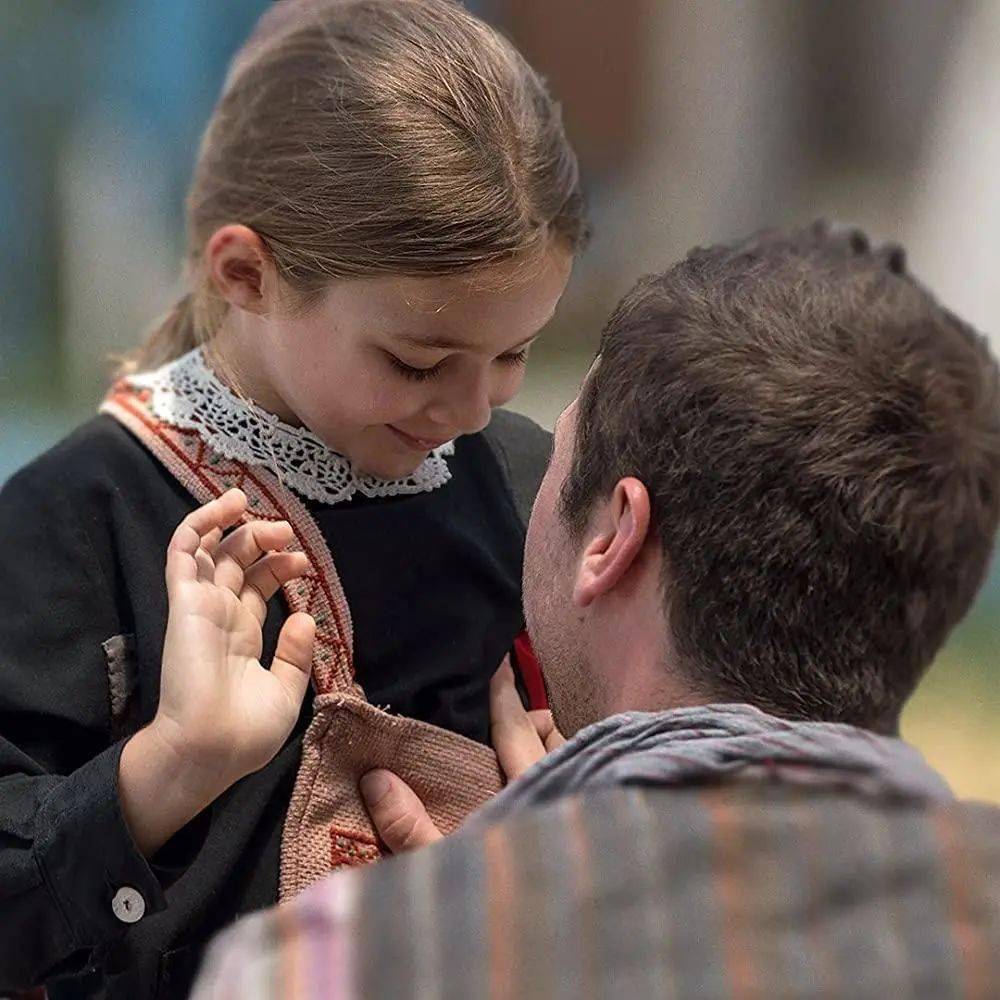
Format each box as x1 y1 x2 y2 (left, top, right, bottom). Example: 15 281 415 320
491 367 527 407
358 370 419 420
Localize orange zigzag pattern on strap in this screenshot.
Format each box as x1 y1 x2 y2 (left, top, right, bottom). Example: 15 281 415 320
329 825 381 870
101 382 356 697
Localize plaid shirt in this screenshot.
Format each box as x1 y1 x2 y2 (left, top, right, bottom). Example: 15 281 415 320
192 782 1000 999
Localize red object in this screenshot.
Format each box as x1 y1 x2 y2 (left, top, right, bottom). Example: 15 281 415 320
512 631 548 710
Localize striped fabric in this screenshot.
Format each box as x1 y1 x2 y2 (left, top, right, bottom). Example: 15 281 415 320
192 783 1000 999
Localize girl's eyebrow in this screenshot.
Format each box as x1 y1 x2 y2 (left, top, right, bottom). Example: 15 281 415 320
395 331 542 353
392 300 559 352
395 333 468 351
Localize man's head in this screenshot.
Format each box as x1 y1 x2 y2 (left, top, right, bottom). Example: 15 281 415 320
524 223 1000 737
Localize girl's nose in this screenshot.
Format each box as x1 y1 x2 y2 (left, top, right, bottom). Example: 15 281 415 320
426 373 493 436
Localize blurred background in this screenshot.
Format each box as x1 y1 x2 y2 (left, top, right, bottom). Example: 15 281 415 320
1 1 997 798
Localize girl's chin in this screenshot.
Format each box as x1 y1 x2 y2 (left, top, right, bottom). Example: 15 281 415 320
311 426 426 480
352 449 428 481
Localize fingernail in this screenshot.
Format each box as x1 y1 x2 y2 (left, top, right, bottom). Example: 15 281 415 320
360 771 391 806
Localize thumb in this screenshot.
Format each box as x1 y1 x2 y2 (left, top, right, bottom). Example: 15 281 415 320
360 769 443 853
269 612 315 709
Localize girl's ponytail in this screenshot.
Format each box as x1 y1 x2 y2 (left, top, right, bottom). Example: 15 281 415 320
117 293 197 376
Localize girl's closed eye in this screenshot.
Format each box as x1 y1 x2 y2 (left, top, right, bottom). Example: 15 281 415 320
498 348 529 368
386 347 530 382
386 352 444 382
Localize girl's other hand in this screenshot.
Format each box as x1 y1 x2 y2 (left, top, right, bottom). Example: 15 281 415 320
488 656 565 780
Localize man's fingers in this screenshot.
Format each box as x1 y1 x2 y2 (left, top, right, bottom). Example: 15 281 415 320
268 612 315 709
215 520 295 594
360 770 443 853
241 551 310 624
490 657 547 781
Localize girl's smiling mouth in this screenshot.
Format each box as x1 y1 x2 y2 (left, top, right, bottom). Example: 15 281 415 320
387 425 452 451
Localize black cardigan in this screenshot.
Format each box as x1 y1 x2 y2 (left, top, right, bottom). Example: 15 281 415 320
0 408 550 999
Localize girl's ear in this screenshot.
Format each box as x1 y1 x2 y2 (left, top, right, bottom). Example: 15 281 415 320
205 225 277 315
572 477 651 607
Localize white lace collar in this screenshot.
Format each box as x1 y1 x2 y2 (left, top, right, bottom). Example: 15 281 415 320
128 349 454 505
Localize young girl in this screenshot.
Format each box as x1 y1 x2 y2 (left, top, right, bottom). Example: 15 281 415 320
0 2 586 996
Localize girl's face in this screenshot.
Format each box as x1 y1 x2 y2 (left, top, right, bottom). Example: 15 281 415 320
262 246 573 479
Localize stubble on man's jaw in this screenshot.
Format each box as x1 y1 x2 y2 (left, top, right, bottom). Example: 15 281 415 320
540 643 611 739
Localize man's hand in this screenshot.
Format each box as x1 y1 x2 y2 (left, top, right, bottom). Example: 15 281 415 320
358 770 445 851
361 657 564 854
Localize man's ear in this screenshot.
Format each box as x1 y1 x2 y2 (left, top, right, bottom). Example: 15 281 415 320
572 477 651 607
205 224 276 315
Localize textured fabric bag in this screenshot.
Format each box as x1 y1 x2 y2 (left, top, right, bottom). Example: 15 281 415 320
102 381 503 900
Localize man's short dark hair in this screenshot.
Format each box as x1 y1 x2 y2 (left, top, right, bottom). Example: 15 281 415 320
562 222 1000 733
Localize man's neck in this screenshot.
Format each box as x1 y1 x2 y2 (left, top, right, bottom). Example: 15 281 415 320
586 621 700 721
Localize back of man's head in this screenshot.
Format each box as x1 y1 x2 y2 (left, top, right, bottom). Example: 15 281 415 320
561 222 1000 733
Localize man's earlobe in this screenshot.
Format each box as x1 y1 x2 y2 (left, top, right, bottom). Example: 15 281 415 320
206 224 273 314
572 477 651 607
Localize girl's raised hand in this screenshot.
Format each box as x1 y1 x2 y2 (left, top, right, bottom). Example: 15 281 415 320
154 488 315 792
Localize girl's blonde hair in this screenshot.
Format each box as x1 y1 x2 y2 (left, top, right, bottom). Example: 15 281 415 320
123 0 587 374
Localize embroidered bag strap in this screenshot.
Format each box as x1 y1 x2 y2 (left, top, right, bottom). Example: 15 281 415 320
101 381 358 698
103 379 505 901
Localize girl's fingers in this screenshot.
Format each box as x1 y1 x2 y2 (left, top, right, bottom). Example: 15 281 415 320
165 490 247 593
529 709 566 753
181 488 248 540
201 526 224 559
194 545 217 584
489 656 547 781
215 520 295 595
165 522 202 590
166 523 217 587
269 612 315 708
240 551 310 624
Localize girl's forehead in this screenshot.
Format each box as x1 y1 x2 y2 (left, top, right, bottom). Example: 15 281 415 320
396 246 572 311
322 246 573 341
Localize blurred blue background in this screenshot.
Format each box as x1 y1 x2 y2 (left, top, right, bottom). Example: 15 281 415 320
1 0 997 797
